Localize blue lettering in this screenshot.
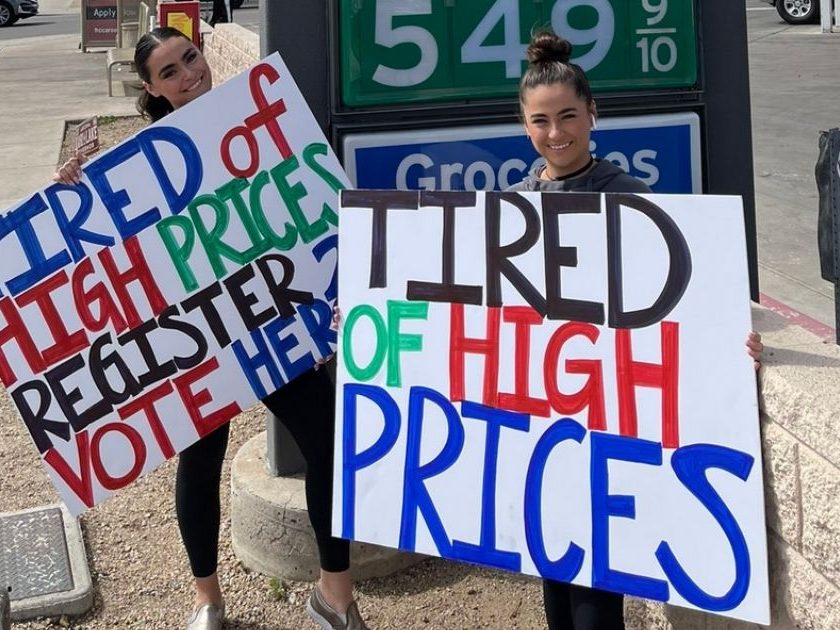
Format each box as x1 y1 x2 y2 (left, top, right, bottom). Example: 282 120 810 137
232 328 284 398
399 386 464 555
136 126 203 216
1 194 72 296
342 384 400 539
312 235 338 302
86 139 160 240
298 298 336 359
263 315 312 383
450 401 528 571
591 431 669 601
44 183 114 261
655 444 754 611
524 418 586 583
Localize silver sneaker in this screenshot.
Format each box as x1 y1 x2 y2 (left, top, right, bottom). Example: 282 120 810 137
306 587 369 630
186 603 224 630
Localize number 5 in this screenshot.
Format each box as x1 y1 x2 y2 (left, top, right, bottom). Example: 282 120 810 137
373 0 439 87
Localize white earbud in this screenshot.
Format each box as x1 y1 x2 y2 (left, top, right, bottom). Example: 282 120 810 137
590 114 598 130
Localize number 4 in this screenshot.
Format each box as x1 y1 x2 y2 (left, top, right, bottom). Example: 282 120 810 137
461 0 527 79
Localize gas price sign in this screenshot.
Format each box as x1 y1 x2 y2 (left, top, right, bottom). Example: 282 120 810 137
339 0 698 107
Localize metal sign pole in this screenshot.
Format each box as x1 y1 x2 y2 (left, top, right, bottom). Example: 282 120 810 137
820 0 832 32
830 130 840 343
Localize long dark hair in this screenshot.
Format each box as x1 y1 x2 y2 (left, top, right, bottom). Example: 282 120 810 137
134 27 191 122
519 30 594 109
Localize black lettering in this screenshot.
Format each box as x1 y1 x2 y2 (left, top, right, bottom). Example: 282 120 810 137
223 263 278 330
182 282 231 347
159 305 209 370
541 192 605 324
44 354 111 433
117 319 177 388
606 194 692 328
407 191 483 305
340 189 418 289
255 254 313 318
89 332 142 405
485 192 545 313
10 380 69 454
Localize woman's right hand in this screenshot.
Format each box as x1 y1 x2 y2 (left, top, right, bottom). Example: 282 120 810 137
53 149 87 185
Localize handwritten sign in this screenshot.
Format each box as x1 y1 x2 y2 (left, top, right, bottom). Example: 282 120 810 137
0 53 347 515
333 190 769 623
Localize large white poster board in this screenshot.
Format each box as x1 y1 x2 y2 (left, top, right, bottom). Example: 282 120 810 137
0 53 347 515
334 190 769 624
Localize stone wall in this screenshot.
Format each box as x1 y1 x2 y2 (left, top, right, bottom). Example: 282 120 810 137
203 22 840 629
203 23 260 85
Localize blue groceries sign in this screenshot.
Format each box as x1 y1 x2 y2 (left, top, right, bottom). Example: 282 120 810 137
343 112 701 193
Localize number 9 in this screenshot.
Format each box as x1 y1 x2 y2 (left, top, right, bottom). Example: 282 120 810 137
642 0 668 26
551 0 615 72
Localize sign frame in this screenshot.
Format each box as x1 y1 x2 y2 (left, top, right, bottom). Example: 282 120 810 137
81 0 119 51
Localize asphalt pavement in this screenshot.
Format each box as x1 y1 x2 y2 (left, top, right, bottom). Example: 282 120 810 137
0 0 838 331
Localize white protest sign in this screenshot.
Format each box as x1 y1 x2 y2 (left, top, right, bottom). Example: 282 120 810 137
334 190 769 624
0 53 348 515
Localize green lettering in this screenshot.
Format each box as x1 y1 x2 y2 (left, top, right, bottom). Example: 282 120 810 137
249 170 298 250
343 304 388 382
188 194 249 279
215 178 271 262
386 300 428 387
271 156 329 244
156 215 198 292
303 142 344 227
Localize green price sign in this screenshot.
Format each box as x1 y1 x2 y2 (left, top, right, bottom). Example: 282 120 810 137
339 0 698 107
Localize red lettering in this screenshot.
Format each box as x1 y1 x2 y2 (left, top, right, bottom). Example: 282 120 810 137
90 422 147 491
43 431 94 508
15 271 90 368
615 321 680 448
0 296 46 386
246 64 292 160
98 236 168 328
118 381 176 459
544 322 606 431
449 304 500 407
220 125 260 179
72 257 129 334
497 306 550 416
174 357 241 438
220 63 292 179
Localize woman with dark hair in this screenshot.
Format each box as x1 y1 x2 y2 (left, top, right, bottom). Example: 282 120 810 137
55 27 367 630
508 29 763 630
209 0 232 26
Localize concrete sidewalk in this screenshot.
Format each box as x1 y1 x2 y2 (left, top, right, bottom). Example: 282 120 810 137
0 31 137 210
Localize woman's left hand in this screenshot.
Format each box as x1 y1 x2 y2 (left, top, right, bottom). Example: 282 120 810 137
314 304 341 370
746 331 763 371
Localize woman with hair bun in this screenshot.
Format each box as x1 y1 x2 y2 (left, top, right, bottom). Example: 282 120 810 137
509 29 763 630
509 29 649 194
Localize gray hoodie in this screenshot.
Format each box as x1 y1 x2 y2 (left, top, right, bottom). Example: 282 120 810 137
505 159 652 194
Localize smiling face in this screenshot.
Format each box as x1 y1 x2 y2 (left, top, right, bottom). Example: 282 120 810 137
522 82 595 179
142 36 212 110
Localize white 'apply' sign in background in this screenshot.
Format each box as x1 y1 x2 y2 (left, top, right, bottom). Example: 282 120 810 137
334 190 769 623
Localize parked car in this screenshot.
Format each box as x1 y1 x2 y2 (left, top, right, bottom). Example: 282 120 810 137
0 0 38 27
762 0 820 24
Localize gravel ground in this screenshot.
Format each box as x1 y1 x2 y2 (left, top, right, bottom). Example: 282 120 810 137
0 116 547 629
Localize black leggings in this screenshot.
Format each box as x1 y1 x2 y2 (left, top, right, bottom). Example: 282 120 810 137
543 580 625 630
175 367 350 578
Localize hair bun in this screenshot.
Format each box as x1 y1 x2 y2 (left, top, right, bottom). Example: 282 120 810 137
526 31 573 65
